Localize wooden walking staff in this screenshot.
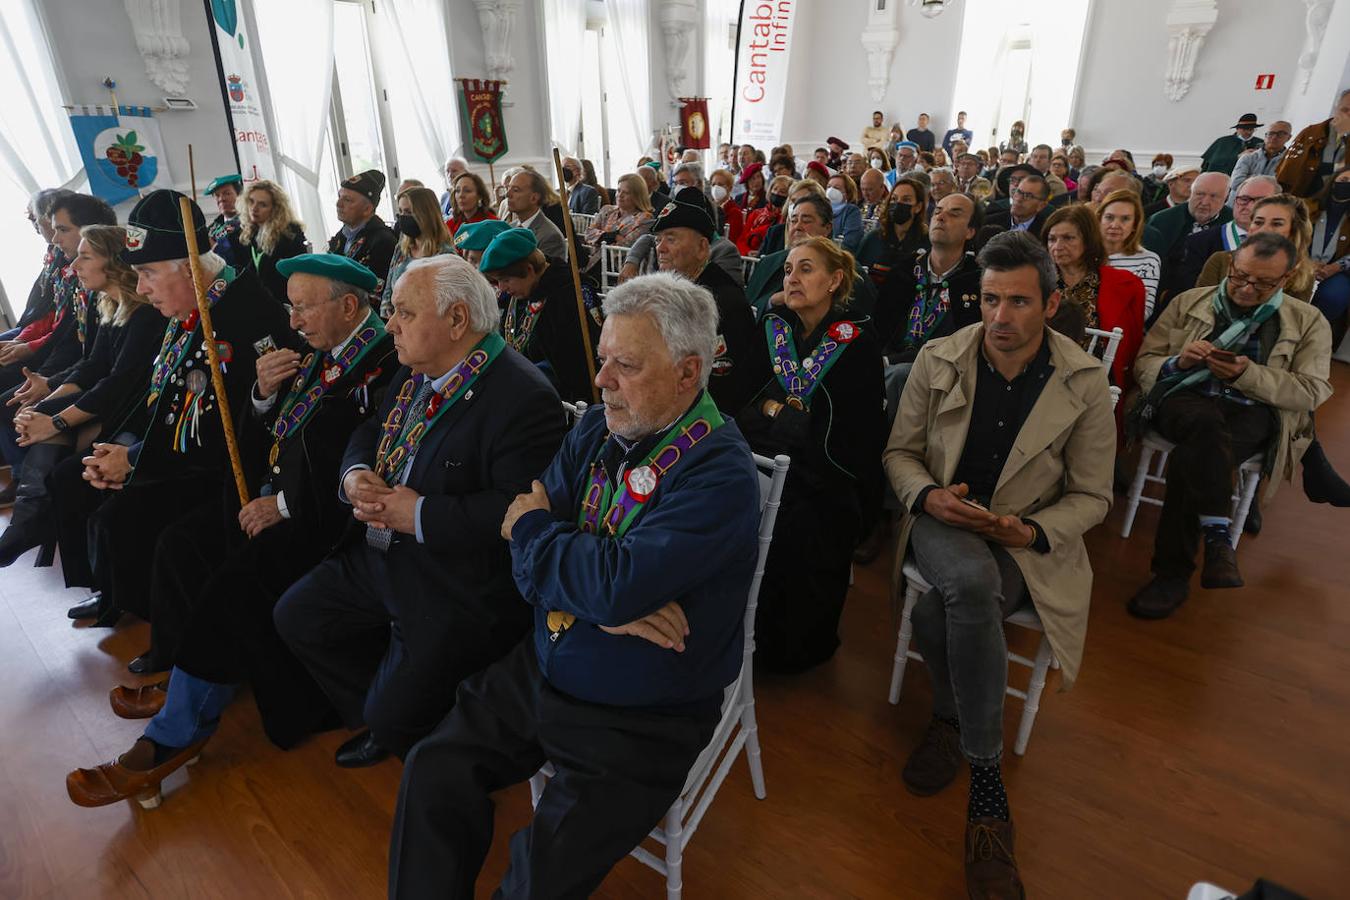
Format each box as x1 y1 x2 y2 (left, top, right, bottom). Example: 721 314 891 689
551 148 600 404
177 195 250 507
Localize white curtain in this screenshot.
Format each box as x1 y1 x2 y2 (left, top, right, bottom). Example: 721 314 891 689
543 0 587 155
252 0 335 250
381 0 460 173
703 0 737 153
604 0 651 172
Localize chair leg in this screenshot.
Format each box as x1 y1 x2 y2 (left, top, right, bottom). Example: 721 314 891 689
741 701 767 800
1229 469 1260 550
888 584 921 705
664 801 685 900
1121 447 1155 538
528 770 546 809
1013 637 1055 756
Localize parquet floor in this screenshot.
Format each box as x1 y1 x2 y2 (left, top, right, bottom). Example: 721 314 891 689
2 366 1348 899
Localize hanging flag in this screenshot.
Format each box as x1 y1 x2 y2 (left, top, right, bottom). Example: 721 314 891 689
730 0 799 146
68 106 174 206
679 98 711 149
456 80 509 164
207 0 277 184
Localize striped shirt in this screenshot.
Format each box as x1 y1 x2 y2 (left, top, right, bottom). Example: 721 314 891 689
1109 250 1162 319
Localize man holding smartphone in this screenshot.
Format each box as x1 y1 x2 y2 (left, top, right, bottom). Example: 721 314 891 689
1128 233 1332 619
883 232 1116 898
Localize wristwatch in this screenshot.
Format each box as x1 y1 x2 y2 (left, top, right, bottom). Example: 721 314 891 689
51 414 69 432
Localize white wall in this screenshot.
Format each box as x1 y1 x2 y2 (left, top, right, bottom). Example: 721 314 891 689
1280 0 1350 133
37 0 236 210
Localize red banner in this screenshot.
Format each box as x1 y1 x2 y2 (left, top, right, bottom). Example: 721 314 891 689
679 98 711 149
456 79 508 164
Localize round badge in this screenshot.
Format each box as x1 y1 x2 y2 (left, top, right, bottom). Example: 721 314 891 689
829 321 858 343
186 369 209 395
625 465 659 501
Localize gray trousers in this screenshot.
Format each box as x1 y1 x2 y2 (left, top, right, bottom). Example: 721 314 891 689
908 514 1027 765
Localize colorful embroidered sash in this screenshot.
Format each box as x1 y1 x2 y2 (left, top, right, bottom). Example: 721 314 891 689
503 295 545 352
270 309 386 461
146 267 236 408
50 265 89 343
905 258 951 348
374 332 505 484
765 314 859 410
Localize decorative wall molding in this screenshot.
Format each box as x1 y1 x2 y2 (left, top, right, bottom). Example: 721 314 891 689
659 0 699 100
123 0 191 95
860 0 902 103
1163 0 1218 102
473 0 521 87
1296 0 1334 94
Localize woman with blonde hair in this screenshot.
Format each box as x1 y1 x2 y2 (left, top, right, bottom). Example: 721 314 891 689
0 224 163 566
1196 193 1316 299
445 171 498 238
1098 189 1162 316
380 186 455 314
737 235 885 672
582 172 653 272
238 179 307 303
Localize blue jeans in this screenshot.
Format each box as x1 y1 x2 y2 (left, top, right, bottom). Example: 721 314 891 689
142 666 237 748
908 515 1027 765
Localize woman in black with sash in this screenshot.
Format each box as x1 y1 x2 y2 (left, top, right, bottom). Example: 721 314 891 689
479 227 600 402
737 236 886 673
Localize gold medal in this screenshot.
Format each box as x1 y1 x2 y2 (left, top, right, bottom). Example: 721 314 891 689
546 610 576 635
268 443 280 467
785 395 805 410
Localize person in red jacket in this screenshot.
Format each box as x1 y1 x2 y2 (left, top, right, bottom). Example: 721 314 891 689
1042 204 1145 393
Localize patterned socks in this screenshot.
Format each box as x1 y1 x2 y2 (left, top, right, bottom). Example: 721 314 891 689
1199 515 1232 547
968 761 1010 822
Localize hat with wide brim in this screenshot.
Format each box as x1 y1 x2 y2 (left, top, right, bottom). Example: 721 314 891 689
1232 113 1263 129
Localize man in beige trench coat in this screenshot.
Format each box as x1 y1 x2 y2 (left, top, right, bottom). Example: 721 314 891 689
882 231 1116 900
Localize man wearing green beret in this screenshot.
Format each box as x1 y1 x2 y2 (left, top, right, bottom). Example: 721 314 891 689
205 174 244 266
65 253 401 809
49 189 294 638
480 227 601 402
453 218 512 267
328 169 398 304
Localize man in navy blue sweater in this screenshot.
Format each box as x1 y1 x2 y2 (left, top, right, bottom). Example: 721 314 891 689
388 272 762 899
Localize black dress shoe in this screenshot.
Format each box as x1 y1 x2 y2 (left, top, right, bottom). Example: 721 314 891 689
1127 576 1190 620
334 730 390 768
127 653 171 676
1242 503 1262 536
1303 439 1350 507
67 593 104 620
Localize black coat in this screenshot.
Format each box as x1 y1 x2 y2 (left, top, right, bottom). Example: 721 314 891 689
328 216 398 299
37 302 162 427
499 258 601 402
985 206 1053 238
696 262 768 417
240 224 309 304
873 249 983 364
209 215 244 267
338 350 567 646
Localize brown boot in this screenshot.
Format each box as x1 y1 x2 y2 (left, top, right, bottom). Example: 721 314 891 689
901 717 962 796
1200 540 1244 589
965 817 1025 899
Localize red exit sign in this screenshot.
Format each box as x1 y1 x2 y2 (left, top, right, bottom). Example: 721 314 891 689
1255 73 1275 90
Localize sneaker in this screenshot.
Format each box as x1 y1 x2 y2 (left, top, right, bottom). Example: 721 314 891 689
901 717 962 796
1126 576 1190 620
1200 540 1244 589
965 817 1025 899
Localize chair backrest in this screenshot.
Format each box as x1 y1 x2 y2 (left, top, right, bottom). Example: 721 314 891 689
600 244 628 294
1084 325 1124 373
571 212 596 235
744 454 790 667
561 400 588 426
741 255 760 287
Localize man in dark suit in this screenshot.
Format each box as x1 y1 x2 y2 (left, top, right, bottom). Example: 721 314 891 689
64 255 400 810
327 169 398 301
1144 171 1233 320
1170 175 1279 298
275 253 567 768
985 172 1052 237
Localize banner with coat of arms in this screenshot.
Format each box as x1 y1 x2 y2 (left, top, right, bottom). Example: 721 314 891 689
456 79 509 164
679 98 711 149
68 106 173 206
208 0 277 183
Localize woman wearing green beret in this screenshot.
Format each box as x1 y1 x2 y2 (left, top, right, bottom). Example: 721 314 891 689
480 228 600 402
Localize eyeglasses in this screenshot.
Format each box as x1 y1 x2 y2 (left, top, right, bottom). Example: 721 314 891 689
1011 188 1044 201
1233 195 1260 205
1227 266 1286 292
1266 130 1291 137
284 296 340 316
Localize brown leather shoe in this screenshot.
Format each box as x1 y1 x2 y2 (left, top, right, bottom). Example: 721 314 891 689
1126 576 1190 620
1200 540 1244 589
902 717 963 796
66 737 207 809
109 681 169 719
965 817 1025 899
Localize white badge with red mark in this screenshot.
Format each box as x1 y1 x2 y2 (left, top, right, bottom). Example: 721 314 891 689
625 465 658 501
124 225 147 249
829 321 858 343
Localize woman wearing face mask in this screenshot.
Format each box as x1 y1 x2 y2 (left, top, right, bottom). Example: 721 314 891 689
445 171 498 239
857 175 930 275
380 187 455 316
707 168 744 245
867 147 891 173
237 179 308 304
826 174 864 253
739 174 793 255
1000 120 1028 158
1309 166 1350 347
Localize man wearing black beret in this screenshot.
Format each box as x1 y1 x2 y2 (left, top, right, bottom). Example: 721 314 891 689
328 169 397 304
653 187 766 415
49 190 295 637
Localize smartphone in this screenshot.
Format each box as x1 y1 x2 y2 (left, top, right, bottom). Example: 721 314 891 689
1208 348 1237 362
959 496 988 512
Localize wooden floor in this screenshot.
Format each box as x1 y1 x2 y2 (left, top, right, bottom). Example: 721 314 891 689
3 368 1350 899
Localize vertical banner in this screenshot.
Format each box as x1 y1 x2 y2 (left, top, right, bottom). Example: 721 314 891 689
68 107 174 206
679 98 711 149
456 80 509 164
208 0 276 183
730 0 798 146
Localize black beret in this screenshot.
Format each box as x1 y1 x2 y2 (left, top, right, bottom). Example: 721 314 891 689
341 169 386 206
652 186 716 240
122 189 210 265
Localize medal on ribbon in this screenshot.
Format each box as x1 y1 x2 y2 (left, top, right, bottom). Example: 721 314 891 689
764 314 859 411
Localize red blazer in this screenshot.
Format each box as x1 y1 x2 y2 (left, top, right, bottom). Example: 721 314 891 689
1096 263 1145 390
720 199 745 246
445 209 498 237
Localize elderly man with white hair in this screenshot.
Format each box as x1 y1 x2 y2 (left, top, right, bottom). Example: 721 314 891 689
274 253 567 770
439 156 470 216
388 272 762 899
1145 170 1233 319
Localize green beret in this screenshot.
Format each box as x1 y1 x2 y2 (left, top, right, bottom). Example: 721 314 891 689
454 218 512 251
644 161 663 170
478 227 539 273
275 253 379 291
205 174 243 195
